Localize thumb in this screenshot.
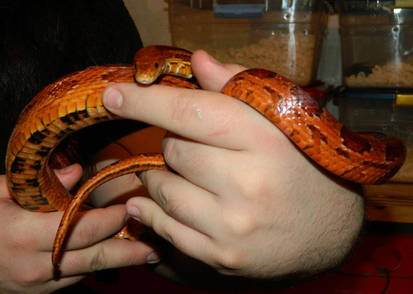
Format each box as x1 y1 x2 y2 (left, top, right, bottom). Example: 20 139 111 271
0 164 82 200
54 164 83 190
191 50 246 91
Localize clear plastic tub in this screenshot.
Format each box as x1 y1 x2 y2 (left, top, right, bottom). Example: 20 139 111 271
169 0 327 86
338 89 413 183
337 0 413 88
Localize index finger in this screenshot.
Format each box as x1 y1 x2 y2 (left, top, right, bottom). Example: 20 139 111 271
102 78 277 152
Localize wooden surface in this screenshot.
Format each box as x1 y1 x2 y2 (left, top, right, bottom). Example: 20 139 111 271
364 183 413 223
364 144 413 223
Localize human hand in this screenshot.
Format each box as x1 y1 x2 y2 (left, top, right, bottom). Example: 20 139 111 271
102 50 364 279
0 165 158 294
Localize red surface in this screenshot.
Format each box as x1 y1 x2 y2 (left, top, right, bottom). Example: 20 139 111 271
82 233 413 293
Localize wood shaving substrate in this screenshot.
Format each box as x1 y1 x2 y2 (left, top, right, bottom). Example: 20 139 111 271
176 33 316 86
345 61 413 88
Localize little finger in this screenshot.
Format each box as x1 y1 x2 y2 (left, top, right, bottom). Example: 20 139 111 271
126 196 219 267
52 238 157 276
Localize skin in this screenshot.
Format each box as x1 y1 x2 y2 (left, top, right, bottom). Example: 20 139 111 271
100 50 365 279
0 165 158 294
0 50 364 293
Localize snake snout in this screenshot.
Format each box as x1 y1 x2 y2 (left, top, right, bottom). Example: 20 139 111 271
135 73 156 85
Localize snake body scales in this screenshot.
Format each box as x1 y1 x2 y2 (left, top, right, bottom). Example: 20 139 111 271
5 45 405 266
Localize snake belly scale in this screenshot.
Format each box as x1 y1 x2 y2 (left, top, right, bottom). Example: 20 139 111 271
5 45 405 267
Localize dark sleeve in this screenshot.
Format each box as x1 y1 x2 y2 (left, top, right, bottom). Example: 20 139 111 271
0 0 144 173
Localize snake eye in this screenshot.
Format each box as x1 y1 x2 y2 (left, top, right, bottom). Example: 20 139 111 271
154 62 159 69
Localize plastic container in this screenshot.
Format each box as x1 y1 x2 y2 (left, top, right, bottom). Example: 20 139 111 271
338 89 413 139
338 89 413 183
169 0 328 86
337 0 413 88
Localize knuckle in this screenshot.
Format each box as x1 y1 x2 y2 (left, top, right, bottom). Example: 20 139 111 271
7 233 29 250
228 168 275 208
74 219 100 246
169 91 200 124
157 186 187 217
156 182 170 207
215 248 245 271
6 223 36 250
16 265 48 286
164 200 186 218
152 218 177 247
163 137 207 179
162 137 180 165
89 245 108 271
228 169 256 197
162 229 177 247
224 209 258 237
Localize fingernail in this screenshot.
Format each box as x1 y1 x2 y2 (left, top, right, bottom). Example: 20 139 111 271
127 206 141 222
103 87 123 109
146 252 161 264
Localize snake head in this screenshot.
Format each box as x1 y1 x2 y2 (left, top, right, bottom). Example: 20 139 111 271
133 46 166 84
133 45 193 85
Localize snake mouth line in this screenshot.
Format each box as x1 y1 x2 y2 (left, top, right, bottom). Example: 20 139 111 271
135 75 154 84
135 76 153 85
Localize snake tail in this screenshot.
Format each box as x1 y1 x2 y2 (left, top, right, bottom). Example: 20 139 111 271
52 153 166 266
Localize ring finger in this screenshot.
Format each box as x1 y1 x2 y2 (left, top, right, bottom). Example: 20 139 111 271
162 135 244 196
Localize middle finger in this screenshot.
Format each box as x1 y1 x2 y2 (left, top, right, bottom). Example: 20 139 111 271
162 135 243 196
